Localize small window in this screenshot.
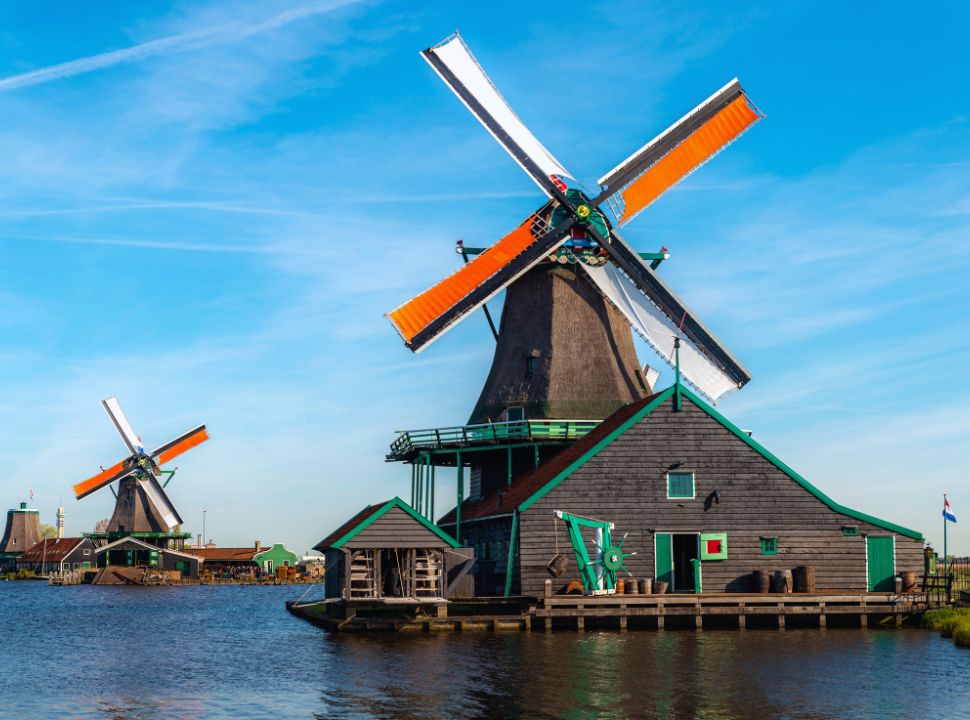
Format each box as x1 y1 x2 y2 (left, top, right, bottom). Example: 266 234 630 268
842 526 858 536
666 472 695 499
760 537 778 555
506 406 525 422
525 356 537 378
83 549 91 556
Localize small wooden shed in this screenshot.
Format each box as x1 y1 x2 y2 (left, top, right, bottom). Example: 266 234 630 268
314 497 461 601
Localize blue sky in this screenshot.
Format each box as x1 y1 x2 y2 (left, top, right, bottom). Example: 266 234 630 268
0 1 967 555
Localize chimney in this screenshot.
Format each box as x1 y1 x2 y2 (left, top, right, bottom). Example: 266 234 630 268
255 540 261 552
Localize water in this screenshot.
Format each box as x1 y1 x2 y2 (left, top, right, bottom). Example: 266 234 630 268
1 582 968 719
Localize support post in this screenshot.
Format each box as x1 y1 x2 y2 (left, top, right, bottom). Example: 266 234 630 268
738 603 746 630
410 464 416 508
507 445 513 487
674 337 682 412
504 510 519 598
819 602 826 629
430 461 435 521
777 603 785 630
657 607 665 630
534 444 540 468
455 450 462 543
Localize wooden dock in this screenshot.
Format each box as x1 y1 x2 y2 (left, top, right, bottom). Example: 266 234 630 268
288 591 926 633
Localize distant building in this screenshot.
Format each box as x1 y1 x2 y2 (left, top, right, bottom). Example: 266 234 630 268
17 537 95 574
95 536 202 578
0 502 43 571
190 541 298 576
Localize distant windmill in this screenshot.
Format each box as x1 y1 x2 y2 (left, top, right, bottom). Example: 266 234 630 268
387 32 762 417
73 397 208 534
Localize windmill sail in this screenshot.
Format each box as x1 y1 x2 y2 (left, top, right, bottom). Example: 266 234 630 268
102 396 144 454
151 425 209 466
387 215 575 351
596 79 762 226
140 474 182 529
74 460 136 500
578 262 742 402
422 32 573 197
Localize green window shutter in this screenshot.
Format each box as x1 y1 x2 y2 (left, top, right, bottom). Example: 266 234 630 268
760 537 778 555
841 526 858 536
666 472 695 499
655 533 673 585
700 532 728 560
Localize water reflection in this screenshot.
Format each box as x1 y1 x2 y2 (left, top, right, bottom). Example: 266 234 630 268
1 583 967 719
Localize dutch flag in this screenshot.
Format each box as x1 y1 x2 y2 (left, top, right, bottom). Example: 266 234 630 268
944 497 957 523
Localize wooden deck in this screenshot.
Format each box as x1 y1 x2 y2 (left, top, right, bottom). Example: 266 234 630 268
288 591 926 633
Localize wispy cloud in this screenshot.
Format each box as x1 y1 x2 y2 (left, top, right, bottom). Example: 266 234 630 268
0 0 363 93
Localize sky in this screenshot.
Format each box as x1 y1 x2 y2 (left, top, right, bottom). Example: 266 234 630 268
0 1 967 556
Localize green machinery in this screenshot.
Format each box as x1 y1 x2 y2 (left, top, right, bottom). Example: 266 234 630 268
555 510 635 595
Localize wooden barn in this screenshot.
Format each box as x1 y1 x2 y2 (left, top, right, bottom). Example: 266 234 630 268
438 383 924 597
17 537 95 574
315 497 466 601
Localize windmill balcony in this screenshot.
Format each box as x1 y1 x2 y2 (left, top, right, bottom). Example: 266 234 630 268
387 419 599 462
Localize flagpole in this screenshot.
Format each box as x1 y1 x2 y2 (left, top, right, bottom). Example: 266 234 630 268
943 493 948 581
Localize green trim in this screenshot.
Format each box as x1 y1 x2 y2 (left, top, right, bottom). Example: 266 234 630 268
504 510 519 598
842 525 858 537
517 387 676 513
700 532 728 560
330 497 460 549
760 537 778 555
676 385 923 541
515 382 923 541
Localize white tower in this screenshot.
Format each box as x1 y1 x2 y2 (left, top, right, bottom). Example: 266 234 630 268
56 504 65 539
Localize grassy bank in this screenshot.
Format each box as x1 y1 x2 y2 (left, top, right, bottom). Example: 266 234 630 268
921 608 970 648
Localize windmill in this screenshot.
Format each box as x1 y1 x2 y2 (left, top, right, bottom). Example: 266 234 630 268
387 32 763 422
73 397 208 537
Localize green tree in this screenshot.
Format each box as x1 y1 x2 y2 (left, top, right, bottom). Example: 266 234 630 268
40 524 57 539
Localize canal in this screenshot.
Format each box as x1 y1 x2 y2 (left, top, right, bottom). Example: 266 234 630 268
1 583 967 719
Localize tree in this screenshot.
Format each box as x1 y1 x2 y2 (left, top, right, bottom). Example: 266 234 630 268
93 518 109 534
39 524 57 539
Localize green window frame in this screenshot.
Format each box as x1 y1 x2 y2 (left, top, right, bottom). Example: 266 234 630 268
666 472 695 499
842 525 858 536
760 537 778 555
700 532 728 560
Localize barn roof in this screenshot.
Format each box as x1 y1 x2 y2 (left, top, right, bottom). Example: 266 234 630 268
440 383 923 541
315 497 459 551
18 537 86 563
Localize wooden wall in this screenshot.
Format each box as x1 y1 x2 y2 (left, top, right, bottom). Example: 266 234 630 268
517 395 924 596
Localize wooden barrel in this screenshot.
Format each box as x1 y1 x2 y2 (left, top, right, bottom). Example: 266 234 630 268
616 579 625 594
654 580 669 595
625 578 638 594
640 578 653 595
773 569 792 593
794 565 816 593
547 554 568 577
901 571 917 592
753 569 770 593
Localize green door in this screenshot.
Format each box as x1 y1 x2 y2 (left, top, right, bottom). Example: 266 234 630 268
867 536 895 591
655 533 673 586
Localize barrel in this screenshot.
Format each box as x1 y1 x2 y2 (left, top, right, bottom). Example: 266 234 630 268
752 569 770 593
654 580 669 595
773 569 792 593
564 580 584 595
616 579 625 594
625 578 638 594
901 571 917 592
640 578 653 595
547 554 569 578
794 565 816 593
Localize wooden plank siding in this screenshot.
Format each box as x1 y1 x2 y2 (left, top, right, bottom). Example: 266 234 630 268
516 396 923 596
344 506 453 549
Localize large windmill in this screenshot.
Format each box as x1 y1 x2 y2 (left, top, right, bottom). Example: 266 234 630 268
74 397 208 543
387 32 762 424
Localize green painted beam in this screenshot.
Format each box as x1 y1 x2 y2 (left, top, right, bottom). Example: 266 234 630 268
504 510 519 598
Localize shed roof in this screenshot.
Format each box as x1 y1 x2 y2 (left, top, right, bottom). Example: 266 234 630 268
440 383 923 540
315 497 459 551
18 537 86 563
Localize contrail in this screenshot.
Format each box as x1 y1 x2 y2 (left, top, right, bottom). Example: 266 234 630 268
0 0 361 93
